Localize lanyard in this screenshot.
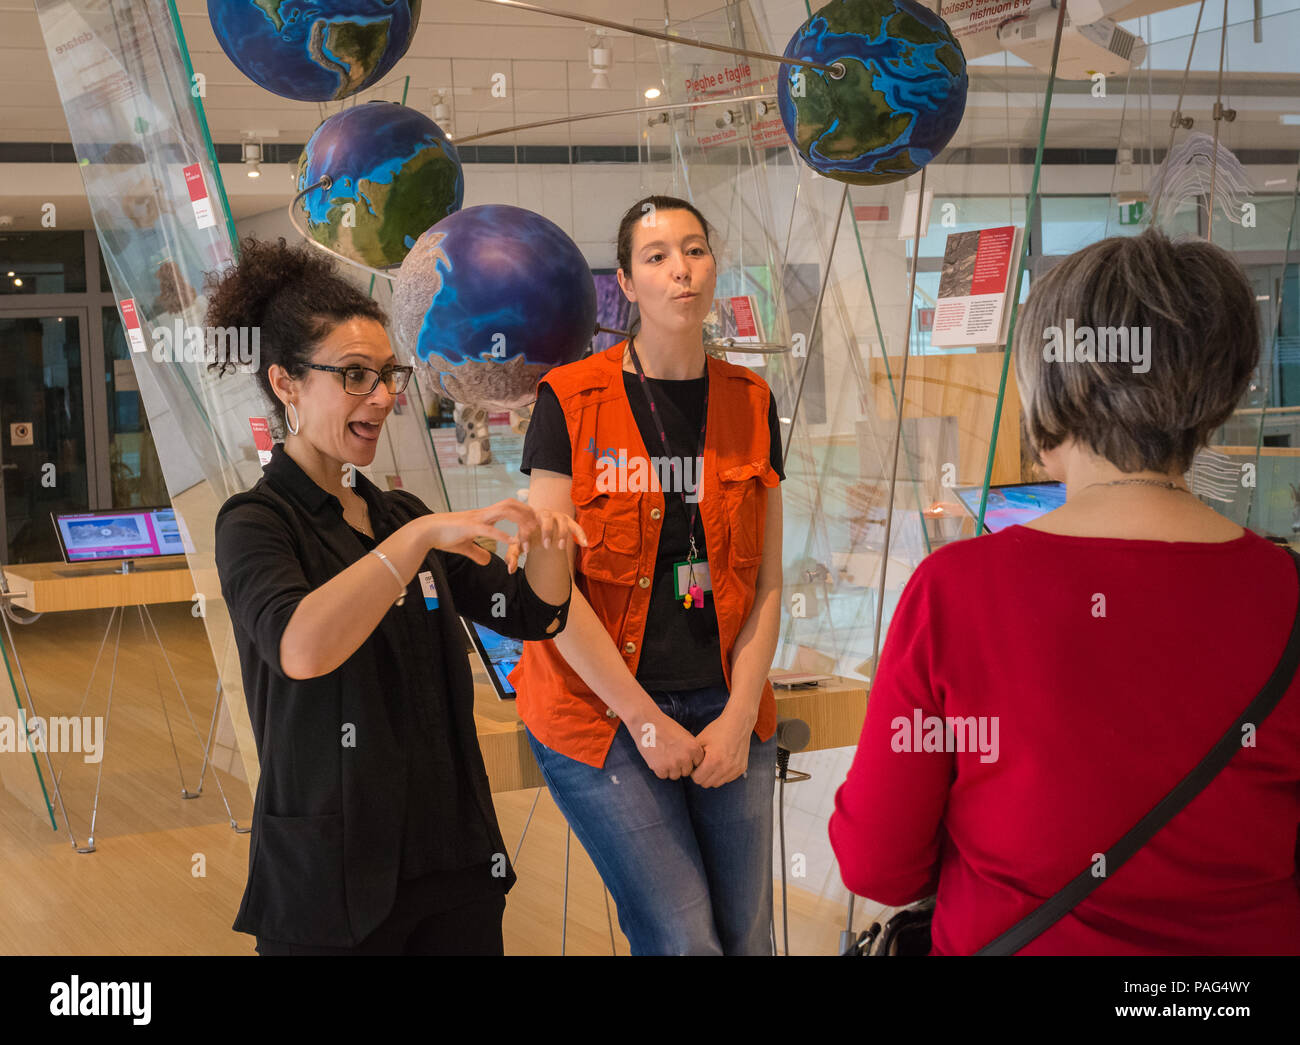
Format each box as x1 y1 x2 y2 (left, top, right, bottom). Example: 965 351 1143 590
626 337 708 566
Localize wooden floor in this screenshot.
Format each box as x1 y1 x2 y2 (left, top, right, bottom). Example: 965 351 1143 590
0 604 862 955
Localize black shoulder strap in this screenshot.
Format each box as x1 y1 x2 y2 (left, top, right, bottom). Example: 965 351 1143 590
977 546 1300 956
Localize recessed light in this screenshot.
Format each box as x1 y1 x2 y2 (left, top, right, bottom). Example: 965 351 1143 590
644 87 661 99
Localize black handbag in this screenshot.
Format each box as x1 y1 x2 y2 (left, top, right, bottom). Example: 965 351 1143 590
845 547 1300 956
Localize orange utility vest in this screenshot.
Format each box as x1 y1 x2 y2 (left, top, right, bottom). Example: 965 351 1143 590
509 340 780 768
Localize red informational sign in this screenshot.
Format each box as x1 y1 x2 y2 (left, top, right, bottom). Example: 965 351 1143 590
731 296 759 339
917 308 936 332
183 162 216 229
249 416 273 466
119 298 147 354
971 226 1017 296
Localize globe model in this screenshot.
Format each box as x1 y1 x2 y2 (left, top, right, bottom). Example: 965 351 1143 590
777 0 967 185
391 205 597 411
297 101 462 270
208 0 421 102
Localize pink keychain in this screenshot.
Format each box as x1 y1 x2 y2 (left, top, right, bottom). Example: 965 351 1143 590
688 582 705 609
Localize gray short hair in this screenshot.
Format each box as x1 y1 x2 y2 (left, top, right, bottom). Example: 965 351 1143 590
1013 228 1259 473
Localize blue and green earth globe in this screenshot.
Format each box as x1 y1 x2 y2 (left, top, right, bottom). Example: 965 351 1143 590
208 0 421 102
778 0 967 185
392 205 597 411
296 101 463 270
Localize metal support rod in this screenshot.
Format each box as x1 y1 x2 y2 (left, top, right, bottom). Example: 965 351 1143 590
473 0 846 76
865 166 928 681
455 92 777 144
78 605 125 854
1206 0 1230 240
561 824 571 956
783 183 850 459
0 597 74 844
1151 0 1207 224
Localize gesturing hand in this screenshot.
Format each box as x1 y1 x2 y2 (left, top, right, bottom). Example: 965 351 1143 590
504 504 588 574
421 499 587 573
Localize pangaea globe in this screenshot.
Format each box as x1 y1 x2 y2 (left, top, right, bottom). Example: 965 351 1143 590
778 0 967 185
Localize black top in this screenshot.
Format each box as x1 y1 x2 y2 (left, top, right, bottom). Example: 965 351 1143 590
215 443 570 946
520 371 784 690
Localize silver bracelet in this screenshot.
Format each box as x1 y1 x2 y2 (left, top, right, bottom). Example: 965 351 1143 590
369 548 406 606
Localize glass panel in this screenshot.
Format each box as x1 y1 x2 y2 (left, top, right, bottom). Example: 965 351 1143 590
0 231 88 296
101 306 167 507
0 314 90 563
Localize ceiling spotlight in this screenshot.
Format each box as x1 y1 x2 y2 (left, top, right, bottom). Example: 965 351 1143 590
644 87 661 99
242 139 262 178
13 278 22 287
588 30 611 89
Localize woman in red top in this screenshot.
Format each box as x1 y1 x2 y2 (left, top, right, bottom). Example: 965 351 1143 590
830 228 1300 954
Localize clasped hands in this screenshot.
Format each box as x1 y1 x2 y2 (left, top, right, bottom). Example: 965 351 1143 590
633 702 757 789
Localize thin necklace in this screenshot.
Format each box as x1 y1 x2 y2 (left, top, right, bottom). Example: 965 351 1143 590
1082 478 1190 493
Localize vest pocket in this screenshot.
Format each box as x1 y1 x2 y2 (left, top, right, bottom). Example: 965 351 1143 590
577 516 640 586
719 459 775 566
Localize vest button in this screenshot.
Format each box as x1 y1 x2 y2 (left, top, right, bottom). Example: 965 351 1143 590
623 641 636 654
638 576 650 588
605 708 618 719
650 508 662 520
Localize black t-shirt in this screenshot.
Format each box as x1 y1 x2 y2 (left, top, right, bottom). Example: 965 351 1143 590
521 370 784 691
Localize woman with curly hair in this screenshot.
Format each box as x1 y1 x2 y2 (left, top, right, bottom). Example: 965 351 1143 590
209 237 584 955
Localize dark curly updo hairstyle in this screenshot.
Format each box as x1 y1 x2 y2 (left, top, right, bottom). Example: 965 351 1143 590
204 236 387 431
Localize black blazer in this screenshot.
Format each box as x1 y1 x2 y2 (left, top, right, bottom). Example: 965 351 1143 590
215 444 570 947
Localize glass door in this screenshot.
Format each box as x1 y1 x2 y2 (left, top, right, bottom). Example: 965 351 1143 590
0 309 93 564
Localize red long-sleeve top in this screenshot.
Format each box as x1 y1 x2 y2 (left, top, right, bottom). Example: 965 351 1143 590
829 525 1300 955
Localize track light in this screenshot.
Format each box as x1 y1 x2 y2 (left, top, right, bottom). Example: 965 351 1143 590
242 140 262 178
588 30 611 89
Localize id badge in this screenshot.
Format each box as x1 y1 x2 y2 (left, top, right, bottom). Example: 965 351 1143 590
418 570 439 610
672 559 712 598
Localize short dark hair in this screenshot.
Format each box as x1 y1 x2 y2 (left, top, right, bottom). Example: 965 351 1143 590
203 236 387 432
1013 227 1260 474
615 195 713 277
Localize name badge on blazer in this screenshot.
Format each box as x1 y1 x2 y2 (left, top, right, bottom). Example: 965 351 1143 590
418 570 439 611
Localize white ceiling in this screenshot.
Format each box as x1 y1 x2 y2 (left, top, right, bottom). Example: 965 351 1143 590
0 0 1295 232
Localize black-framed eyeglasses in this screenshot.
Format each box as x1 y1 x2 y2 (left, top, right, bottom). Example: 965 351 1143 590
298 363 414 395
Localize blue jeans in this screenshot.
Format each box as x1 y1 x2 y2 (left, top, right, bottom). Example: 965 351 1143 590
525 684 777 955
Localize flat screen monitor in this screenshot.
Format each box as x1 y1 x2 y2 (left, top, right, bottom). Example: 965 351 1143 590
952 481 1066 534
51 506 186 564
463 618 521 700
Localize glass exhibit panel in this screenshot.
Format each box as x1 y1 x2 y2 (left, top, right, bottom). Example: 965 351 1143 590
1062 3 1300 540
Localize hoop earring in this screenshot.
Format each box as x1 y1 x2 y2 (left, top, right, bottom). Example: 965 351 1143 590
286 402 301 436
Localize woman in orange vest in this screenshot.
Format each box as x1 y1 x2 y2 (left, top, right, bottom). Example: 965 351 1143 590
512 195 786 954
